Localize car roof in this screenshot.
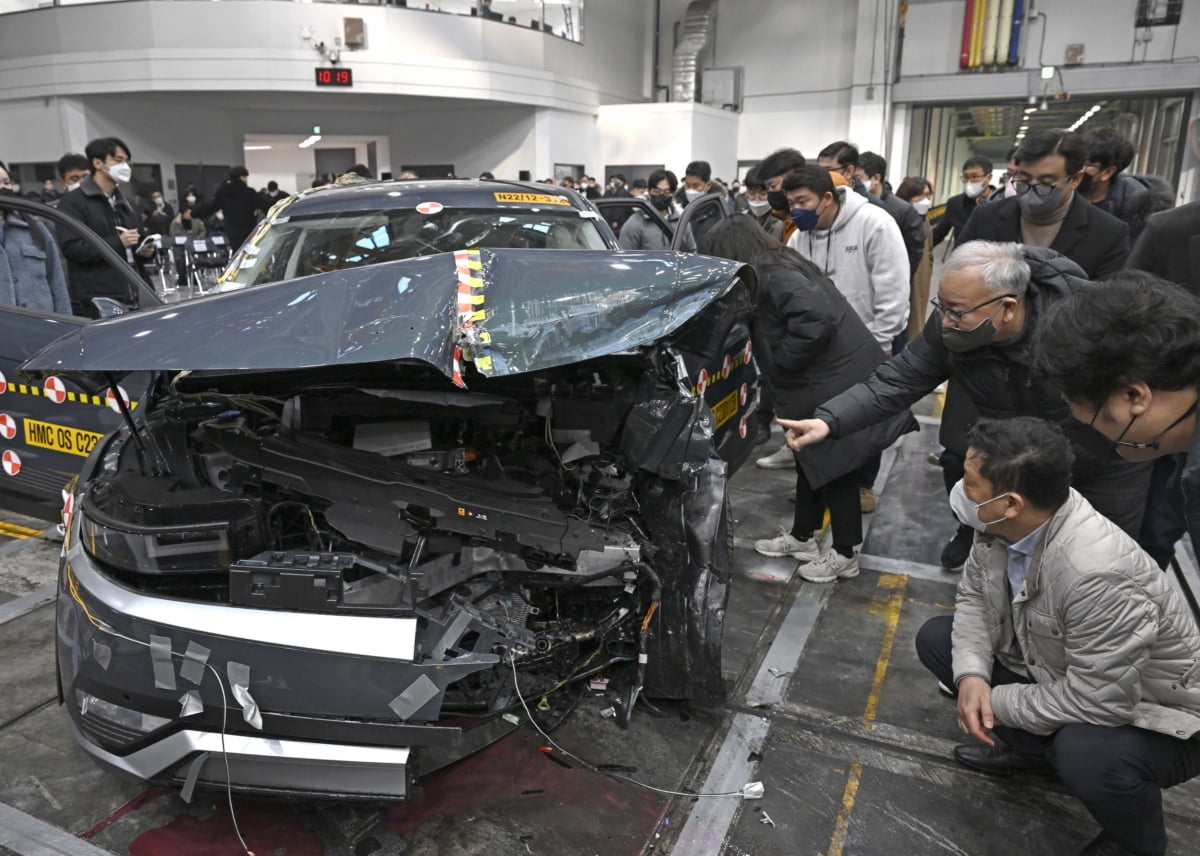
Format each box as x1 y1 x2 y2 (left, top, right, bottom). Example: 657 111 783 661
279 178 595 218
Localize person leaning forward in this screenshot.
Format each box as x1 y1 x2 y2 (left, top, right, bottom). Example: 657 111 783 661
777 240 1154 542
915 416 1200 856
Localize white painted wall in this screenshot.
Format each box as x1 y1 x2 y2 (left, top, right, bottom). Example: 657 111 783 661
595 102 738 183
900 0 1200 78
0 0 649 109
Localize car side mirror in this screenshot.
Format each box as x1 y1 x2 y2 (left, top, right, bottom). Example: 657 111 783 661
90 297 128 319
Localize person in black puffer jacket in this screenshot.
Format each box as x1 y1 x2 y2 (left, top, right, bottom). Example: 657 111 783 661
706 215 917 584
778 240 1155 565
1080 126 1174 243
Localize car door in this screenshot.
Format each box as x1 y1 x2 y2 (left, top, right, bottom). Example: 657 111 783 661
0 195 157 519
667 192 759 471
592 197 671 249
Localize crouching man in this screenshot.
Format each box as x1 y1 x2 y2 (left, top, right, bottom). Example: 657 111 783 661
915 416 1200 856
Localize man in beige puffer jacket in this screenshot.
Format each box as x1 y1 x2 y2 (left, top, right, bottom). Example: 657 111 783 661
916 416 1200 856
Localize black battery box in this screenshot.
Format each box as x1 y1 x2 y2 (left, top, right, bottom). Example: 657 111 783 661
229 551 350 612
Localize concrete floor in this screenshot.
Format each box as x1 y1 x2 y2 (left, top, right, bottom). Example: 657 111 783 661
2 409 1200 856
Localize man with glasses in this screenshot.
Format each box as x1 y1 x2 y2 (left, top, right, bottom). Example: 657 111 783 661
956 129 1129 278
617 168 695 252
1032 273 1200 567
932 156 996 249
777 241 1154 560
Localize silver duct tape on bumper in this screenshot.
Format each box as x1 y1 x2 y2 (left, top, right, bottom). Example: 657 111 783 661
69 719 412 799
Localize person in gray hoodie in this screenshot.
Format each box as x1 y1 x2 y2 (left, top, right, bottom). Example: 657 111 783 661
783 165 909 354
0 162 72 315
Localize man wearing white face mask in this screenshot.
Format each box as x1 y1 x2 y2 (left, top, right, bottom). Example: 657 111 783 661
932 156 995 249
956 129 1130 278
915 416 1200 856
57 136 150 317
678 160 731 254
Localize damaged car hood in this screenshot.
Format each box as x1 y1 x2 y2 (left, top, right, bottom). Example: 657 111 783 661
22 249 746 386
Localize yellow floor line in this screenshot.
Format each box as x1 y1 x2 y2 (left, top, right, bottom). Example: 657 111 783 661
863 573 909 728
823 572 909 855
825 762 863 856
0 520 45 540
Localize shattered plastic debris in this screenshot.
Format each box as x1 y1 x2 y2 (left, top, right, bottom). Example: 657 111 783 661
600 707 616 719
759 810 775 827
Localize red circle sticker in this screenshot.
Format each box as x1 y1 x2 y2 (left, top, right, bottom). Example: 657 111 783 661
416 201 444 215
738 417 748 439
739 383 748 407
44 376 67 404
697 369 708 394
0 370 7 395
0 414 15 440
723 354 732 376
2 449 21 476
105 386 130 414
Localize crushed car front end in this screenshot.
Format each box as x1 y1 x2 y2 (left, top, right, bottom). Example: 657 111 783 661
40 248 757 800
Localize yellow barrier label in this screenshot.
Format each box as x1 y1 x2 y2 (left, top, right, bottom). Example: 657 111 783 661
23 419 104 458
493 193 571 205
712 389 739 429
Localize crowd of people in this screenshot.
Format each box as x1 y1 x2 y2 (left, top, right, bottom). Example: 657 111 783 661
3 124 1200 853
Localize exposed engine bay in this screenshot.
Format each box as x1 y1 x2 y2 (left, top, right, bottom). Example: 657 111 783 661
76 356 732 732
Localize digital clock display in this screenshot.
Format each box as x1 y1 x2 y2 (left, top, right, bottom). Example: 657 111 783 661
315 68 353 87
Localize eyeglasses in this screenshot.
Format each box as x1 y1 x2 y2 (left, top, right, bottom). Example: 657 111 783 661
961 174 988 183
929 292 1016 324
1012 180 1066 198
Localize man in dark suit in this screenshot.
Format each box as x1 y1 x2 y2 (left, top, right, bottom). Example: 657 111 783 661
1127 202 1200 297
956 129 1129 278
931 156 996 249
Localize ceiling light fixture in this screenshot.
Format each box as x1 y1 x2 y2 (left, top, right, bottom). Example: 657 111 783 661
298 135 322 149
243 145 272 151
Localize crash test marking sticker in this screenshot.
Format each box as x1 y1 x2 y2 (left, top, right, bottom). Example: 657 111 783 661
739 383 749 407
739 416 748 439
744 340 753 361
416 201 444 215
712 389 739 429
723 354 732 376
2 450 20 476
23 418 103 458
697 369 708 394
105 386 130 413
493 192 570 206
0 414 14 440
0 370 6 395
44 376 66 404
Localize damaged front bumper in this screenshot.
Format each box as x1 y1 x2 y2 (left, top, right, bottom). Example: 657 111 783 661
57 535 517 801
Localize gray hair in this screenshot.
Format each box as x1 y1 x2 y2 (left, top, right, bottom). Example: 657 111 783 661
943 241 1030 298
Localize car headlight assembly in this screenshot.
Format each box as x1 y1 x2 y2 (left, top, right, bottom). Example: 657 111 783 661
77 476 265 575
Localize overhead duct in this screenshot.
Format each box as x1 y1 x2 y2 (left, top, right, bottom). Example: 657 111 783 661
671 0 717 103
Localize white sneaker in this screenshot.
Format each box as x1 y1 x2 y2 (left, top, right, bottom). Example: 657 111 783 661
799 550 860 583
756 443 795 469
754 531 821 560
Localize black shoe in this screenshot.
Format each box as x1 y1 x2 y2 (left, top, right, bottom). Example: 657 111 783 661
941 523 974 572
1077 832 1137 856
952 743 1051 776
753 422 772 446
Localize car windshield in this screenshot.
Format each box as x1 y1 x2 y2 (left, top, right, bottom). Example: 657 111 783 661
223 207 610 287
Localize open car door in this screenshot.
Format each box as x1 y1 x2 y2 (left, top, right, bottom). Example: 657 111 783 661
0 195 157 519
591 196 673 249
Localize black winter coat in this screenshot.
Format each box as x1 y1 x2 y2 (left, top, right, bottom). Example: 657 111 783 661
755 259 917 487
56 175 144 307
814 247 1128 484
1127 201 1200 298
880 188 928 276
195 180 271 249
956 194 1129 278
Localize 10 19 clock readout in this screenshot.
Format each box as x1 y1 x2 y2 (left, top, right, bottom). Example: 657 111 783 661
315 68 353 87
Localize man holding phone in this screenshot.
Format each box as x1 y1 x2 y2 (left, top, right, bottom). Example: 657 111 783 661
57 136 153 317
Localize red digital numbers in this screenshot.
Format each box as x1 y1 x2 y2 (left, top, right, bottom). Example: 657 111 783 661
314 68 353 87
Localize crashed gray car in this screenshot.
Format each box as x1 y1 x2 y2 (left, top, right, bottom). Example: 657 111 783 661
31 245 759 800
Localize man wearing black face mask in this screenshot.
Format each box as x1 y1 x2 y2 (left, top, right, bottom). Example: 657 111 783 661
956 129 1130 278
777 240 1154 555
754 147 807 245
617 168 696 252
